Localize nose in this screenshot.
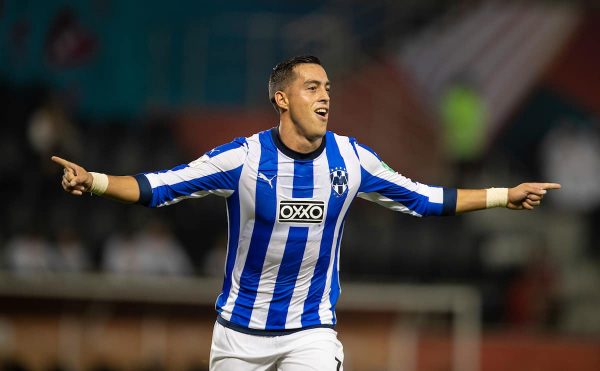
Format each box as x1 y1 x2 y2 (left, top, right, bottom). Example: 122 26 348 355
318 86 330 103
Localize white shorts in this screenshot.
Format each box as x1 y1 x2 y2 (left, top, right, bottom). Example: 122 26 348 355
210 321 344 371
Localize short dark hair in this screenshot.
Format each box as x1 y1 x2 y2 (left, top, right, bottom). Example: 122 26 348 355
268 55 322 111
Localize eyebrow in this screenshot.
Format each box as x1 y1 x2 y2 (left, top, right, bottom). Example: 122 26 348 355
304 79 331 87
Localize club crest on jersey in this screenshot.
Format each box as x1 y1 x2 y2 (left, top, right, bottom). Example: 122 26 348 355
330 167 348 196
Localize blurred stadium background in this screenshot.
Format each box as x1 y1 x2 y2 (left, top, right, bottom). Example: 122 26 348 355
1 0 599 370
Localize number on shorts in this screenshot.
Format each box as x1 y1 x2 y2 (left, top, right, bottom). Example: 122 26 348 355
335 356 342 371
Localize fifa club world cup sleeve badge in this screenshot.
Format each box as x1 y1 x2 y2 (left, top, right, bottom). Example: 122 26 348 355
330 167 348 196
381 161 395 173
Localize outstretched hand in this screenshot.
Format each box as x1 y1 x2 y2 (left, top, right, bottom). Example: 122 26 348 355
508 183 561 210
51 156 93 196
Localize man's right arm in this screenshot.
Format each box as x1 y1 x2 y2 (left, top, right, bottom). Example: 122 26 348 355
52 136 249 207
51 156 140 203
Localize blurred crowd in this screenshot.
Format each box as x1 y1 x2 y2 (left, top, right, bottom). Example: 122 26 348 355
0 358 209 371
0 81 227 279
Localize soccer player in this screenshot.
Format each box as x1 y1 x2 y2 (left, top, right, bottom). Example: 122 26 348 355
52 56 560 370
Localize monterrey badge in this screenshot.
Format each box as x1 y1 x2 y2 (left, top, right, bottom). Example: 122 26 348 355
330 168 348 196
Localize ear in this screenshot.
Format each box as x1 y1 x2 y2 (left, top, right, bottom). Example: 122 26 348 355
274 91 289 111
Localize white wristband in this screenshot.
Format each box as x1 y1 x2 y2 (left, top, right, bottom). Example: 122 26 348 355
89 172 109 196
486 187 508 208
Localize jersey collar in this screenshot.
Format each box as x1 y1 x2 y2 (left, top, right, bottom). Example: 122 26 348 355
270 127 326 161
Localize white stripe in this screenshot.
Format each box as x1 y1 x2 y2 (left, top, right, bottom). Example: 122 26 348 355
356 145 441 202
357 192 422 217
333 222 344 323
146 145 246 188
219 135 260 321
317 135 360 323
249 150 293 329
284 151 330 329
417 184 444 204
156 189 234 207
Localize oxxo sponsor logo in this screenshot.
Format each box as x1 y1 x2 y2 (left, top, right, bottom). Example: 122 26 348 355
278 200 325 224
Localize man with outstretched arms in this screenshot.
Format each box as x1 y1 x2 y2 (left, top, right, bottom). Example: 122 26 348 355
53 56 560 370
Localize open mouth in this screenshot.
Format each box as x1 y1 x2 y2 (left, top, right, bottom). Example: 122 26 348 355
315 108 328 119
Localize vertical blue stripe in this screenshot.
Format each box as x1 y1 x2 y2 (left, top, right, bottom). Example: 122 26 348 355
230 132 278 326
265 159 314 328
301 132 348 326
266 226 309 328
216 190 241 314
292 160 314 198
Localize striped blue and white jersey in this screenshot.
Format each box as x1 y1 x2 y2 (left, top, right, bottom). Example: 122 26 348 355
135 128 456 333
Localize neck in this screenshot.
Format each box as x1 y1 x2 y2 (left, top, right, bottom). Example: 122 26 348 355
278 120 323 154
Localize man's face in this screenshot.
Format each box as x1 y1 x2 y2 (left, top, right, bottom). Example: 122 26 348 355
284 63 330 140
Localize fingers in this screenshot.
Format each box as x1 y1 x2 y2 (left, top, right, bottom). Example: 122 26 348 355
52 155 86 180
61 166 87 196
525 199 541 207
522 202 534 210
521 187 546 209
51 156 76 170
63 168 80 186
61 177 85 196
522 183 559 197
526 187 547 196
62 176 85 190
53 155 91 194
541 183 561 190
526 183 561 191
508 182 560 211
509 200 540 210
69 173 87 187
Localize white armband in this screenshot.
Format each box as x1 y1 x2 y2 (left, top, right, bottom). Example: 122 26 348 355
486 187 508 208
89 172 109 196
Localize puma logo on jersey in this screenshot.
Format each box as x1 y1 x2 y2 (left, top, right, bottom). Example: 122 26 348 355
278 200 325 224
258 172 276 188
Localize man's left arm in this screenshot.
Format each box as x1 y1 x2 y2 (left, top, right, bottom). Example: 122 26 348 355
456 183 561 213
